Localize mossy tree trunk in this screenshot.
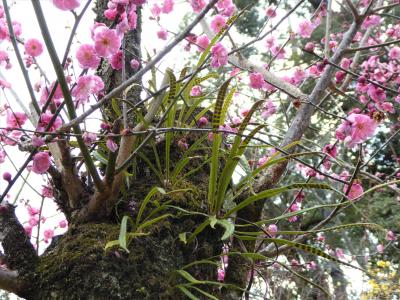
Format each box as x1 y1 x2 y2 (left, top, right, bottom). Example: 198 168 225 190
0 2 244 299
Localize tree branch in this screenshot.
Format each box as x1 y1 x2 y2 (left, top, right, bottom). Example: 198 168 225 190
31 0 103 191
0 269 23 296
0 204 37 297
75 0 219 221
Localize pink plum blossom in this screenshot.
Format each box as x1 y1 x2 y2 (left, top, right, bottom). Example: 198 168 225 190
190 85 202 96
29 216 39 227
292 67 307 85
217 268 225 281
94 27 121 58
162 0 174 14
130 58 140 70
190 0 206 13
367 84 386 102
304 42 315 52
377 244 384 253
210 42 228 68
361 15 381 30
288 203 300 222
265 36 275 49
37 112 62 132
267 224 278 237
151 4 162 17
323 144 338 158
210 14 227 34
104 8 118 20
270 45 286 59
249 72 265 89
59 220 68 228
72 75 104 104
43 229 54 243
217 0 232 10
196 34 210 51
83 132 97 145
106 138 118 152
380 102 394 113
345 182 363 200
24 39 43 57
32 152 51 174
389 46 400 60
76 44 100 69
42 185 53 198
347 113 378 145
386 230 396 241
197 116 208 127
261 100 276 119
3 172 11 182
6 110 27 128
340 58 352 69
265 6 277 18
110 50 123 70
53 0 80 10
257 155 269 167
308 261 317 270
128 9 138 30
40 82 64 106
297 20 314 38
336 114 378 147
27 206 40 216
157 29 168 40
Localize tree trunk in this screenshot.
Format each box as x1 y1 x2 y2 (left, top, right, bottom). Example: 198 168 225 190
1 2 229 299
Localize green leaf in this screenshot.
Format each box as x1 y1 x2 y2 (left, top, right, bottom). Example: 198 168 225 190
177 286 200 300
209 215 218 228
137 214 172 231
212 78 233 130
165 68 178 180
208 78 233 213
119 215 133 253
136 187 166 226
104 240 121 251
190 286 219 300
176 270 201 284
111 98 122 117
220 87 236 123
93 150 108 165
224 183 333 218
238 252 268 261
179 232 187 244
217 219 235 240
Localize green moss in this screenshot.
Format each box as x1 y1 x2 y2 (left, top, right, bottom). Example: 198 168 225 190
34 209 222 300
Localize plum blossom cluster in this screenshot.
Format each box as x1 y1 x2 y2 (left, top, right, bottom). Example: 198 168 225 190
23 201 68 246
335 113 378 148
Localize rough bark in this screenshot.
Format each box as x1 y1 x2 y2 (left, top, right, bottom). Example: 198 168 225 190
1 2 226 299
0 204 37 298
